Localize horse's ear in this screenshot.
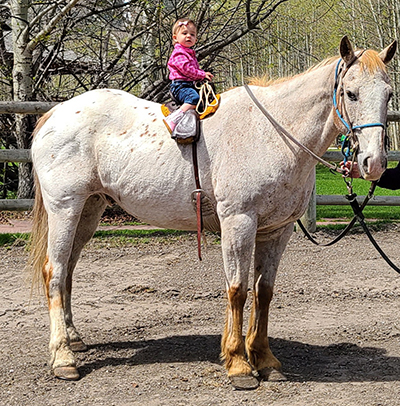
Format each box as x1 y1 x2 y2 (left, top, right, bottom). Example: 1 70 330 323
339 35 355 65
379 40 397 64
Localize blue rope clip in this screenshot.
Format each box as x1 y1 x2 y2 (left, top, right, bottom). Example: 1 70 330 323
340 134 352 164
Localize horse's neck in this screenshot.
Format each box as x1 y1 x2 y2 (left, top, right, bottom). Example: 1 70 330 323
264 63 337 157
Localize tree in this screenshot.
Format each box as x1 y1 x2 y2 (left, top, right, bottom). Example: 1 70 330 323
4 0 399 199
4 0 290 198
10 0 80 198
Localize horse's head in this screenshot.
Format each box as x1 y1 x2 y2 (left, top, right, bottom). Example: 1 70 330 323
334 36 397 181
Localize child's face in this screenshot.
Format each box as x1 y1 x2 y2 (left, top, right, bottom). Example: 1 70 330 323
173 23 197 48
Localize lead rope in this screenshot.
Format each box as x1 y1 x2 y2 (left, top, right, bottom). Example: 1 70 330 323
297 182 375 246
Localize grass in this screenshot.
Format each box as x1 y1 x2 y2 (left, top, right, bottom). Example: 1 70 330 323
0 232 30 247
91 228 193 247
0 229 200 248
316 161 400 220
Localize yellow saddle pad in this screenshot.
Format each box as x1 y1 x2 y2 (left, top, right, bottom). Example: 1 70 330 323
161 83 220 120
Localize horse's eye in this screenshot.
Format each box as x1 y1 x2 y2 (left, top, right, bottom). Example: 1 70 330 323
346 91 357 101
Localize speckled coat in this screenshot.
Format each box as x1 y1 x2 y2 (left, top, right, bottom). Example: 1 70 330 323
30 37 396 387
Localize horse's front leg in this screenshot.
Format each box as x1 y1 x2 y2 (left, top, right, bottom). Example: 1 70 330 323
219 212 259 389
245 224 293 382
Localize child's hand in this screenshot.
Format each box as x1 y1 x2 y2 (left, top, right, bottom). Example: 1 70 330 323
204 72 214 81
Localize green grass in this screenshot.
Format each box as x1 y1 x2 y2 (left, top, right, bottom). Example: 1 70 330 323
0 233 30 247
0 229 192 248
316 161 400 220
92 228 192 246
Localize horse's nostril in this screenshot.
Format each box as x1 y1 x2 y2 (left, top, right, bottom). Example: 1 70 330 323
363 156 370 174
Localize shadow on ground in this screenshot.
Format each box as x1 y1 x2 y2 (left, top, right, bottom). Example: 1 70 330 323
78 334 400 383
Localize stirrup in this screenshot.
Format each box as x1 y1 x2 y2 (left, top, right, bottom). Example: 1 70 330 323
171 110 199 144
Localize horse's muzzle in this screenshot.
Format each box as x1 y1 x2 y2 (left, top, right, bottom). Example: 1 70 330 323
360 154 387 181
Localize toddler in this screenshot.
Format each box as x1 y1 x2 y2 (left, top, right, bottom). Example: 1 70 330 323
163 18 213 133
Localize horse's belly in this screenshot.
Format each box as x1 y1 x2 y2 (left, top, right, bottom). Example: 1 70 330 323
101 153 214 230
119 191 199 230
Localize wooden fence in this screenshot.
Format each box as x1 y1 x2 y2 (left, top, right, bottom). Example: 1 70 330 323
1 103 400 230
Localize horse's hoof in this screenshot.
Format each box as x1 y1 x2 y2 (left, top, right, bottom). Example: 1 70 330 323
229 374 259 390
258 367 287 382
53 366 80 381
70 340 87 352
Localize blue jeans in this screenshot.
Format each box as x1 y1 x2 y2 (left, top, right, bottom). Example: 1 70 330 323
170 81 200 105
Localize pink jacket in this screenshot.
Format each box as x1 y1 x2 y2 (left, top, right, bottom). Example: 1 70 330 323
168 43 206 81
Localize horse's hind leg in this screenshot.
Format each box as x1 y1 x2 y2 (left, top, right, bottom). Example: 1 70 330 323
245 224 293 382
43 201 87 381
64 194 108 353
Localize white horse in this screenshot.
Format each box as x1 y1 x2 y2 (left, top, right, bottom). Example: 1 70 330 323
29 37 396 388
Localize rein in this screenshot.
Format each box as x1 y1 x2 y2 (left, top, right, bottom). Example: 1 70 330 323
195 81 219 116
244 84 345 175
244 61 400 275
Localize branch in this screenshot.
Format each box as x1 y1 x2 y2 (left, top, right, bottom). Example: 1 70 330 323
197 0 289 59
28 0 64 29
90 16 158 89
26 0 81 52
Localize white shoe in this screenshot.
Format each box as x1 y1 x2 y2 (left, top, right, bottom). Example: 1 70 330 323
163 109 184 134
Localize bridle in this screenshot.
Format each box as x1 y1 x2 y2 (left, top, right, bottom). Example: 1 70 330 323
333 53 387 165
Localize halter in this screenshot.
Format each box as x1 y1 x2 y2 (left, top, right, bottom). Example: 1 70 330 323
333 56 386 135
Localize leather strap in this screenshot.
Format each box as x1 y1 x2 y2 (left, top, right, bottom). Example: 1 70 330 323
192 138 203 260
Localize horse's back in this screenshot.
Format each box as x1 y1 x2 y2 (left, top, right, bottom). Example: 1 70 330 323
32 89 213 229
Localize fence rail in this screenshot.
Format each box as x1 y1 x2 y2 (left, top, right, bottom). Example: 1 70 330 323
1 105 400 218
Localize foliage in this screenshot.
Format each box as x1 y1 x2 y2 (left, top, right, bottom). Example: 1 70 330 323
0 232 29 247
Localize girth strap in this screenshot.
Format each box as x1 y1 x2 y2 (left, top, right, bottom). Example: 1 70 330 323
192 138 203 261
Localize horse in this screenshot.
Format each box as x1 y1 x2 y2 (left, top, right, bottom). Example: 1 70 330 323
29 36 396 389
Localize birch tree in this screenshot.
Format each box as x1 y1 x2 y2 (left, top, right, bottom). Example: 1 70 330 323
10 0 80 198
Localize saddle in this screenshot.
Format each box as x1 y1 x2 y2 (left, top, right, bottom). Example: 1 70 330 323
161 82 220 144
161 82 221 259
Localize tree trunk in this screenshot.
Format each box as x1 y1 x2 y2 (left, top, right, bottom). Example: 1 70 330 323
11 0 35 199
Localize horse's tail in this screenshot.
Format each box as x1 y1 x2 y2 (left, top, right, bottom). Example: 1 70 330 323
29 110 55 290
29 173 48 290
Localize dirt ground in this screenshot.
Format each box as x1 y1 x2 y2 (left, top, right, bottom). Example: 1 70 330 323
2 225 400 406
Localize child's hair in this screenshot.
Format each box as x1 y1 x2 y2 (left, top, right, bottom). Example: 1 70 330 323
172 18 197 38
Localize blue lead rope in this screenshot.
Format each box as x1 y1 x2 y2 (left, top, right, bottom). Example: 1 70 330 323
340 135 351 164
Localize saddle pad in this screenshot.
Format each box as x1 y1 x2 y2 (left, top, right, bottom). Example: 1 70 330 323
161 94 221 120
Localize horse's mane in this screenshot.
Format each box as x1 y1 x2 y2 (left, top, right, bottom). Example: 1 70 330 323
249 49 386 87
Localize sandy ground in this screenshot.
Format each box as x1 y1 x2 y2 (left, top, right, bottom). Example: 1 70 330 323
2 226 400 405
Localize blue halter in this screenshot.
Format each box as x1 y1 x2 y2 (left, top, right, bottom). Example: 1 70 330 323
333 58 386 135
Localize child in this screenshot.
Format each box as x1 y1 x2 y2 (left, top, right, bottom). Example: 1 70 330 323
163 18 214 134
